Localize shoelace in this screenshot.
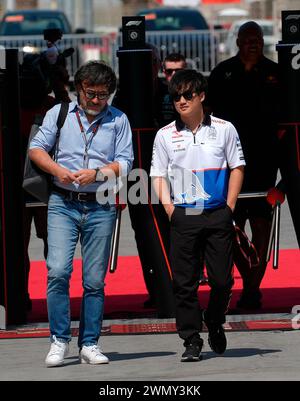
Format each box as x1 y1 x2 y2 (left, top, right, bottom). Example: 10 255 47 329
88 345 103 355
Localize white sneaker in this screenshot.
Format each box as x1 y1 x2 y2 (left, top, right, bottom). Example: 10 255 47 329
79 345 109 365
45 336 69 367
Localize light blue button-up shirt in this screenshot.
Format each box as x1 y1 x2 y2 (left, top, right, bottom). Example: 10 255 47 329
30 101 134 192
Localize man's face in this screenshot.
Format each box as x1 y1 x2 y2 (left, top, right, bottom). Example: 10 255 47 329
78 80 110 116
173 87 205 118
163 60 186 82
237 28 264 62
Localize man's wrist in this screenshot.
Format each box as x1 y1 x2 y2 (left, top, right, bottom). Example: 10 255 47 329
164 204 174 214
227 202 235 212
94 167 105 182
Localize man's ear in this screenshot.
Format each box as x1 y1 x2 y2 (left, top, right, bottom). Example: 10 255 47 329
200 91 205 103
236 37 240 49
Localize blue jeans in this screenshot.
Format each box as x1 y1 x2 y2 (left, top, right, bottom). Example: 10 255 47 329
46 193 116 348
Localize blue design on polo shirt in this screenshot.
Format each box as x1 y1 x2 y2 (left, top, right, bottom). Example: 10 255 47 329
178 168 229 209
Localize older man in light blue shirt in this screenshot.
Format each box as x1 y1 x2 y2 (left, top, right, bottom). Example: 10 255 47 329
30 99 133 192
29 61 133 367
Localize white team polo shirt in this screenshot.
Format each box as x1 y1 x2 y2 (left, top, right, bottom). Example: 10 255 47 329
150 114 245 209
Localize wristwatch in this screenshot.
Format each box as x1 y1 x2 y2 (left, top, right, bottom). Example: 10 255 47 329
94 167 105 182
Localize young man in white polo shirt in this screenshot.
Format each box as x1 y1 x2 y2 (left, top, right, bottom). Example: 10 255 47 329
150 69 245 361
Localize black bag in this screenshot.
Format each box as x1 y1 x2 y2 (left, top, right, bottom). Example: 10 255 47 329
22 102 69 204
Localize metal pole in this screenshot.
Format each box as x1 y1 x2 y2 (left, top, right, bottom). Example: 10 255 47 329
273 201 281 269
238 191 267 199
109 206 122 273
266 207 276 263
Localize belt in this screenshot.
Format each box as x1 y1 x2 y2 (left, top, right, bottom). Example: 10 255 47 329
53 185 97 202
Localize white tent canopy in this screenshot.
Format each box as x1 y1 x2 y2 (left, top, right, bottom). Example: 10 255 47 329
218 8 249 18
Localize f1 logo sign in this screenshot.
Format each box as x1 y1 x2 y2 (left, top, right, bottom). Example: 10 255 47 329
291 44 300 70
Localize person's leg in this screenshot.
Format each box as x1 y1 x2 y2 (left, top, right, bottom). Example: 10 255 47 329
128 202 157 304
237 200 272 309
33 206 48 259
170 207 203 341
248 216 271 288
204 206 234 355
128 201 175 317
205 206 235 325
78 203 116 349
232 200 250 288
47 193 79 343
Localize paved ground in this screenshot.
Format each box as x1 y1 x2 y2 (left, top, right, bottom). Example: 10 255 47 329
0 324 300 381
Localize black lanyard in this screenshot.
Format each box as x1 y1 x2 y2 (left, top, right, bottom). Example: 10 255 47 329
75 110 101 168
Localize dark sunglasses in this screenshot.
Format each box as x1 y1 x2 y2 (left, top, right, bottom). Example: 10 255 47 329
164 68 183 76
172 90 195 102
81 85 110 100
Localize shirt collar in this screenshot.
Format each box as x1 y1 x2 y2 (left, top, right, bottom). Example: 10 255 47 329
175 113 211 132
236 53 265 70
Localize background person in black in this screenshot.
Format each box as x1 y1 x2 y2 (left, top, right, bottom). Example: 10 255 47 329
207 21 280 309
20 50 71 310
155 53 186 128
113 44 175 315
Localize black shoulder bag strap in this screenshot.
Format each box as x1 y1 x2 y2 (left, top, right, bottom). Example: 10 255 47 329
53 102 69 161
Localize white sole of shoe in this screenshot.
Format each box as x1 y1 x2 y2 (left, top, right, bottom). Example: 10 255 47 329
45 349 69 368
80 357 109 365
45 360 65 367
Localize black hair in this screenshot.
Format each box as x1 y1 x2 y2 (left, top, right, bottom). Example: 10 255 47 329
74 60 117 94
163 52 186 68
238 21 263 38
168 69 208 97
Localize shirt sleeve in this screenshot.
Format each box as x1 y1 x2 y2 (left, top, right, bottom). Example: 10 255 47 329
150 130 169 177
29 105 60 152
114 113 134 177
225 122 246 169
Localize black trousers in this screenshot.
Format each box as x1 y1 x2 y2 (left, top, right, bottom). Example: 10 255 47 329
170 206 234 341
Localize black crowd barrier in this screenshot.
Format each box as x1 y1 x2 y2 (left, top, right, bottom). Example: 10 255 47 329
0 49 27 326
116 17 175 318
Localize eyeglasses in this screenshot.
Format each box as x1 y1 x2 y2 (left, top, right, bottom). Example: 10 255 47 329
172 90 195 103
81 85 110 100
164 68 183 76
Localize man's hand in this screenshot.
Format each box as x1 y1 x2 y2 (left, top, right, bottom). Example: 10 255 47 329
56 166 79 185
165 204 175 221
227 166 244 213
226 203 235 213
73 169 97 186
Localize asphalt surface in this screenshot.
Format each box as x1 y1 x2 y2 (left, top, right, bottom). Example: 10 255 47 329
0 327 300 381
